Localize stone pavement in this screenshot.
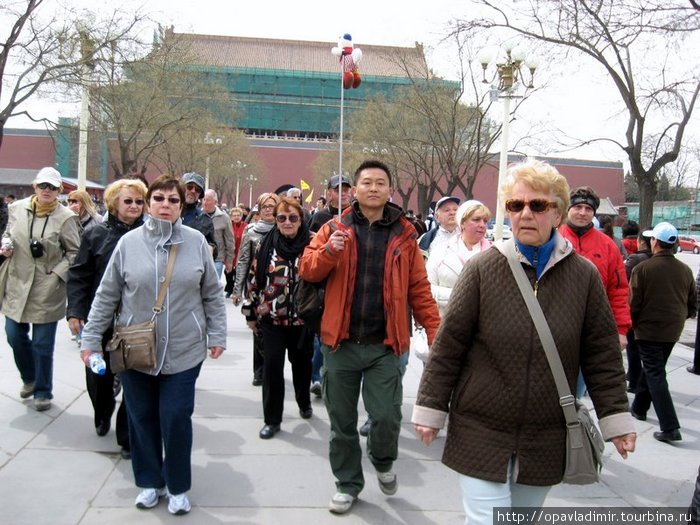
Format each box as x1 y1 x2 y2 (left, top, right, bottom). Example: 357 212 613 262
1 261 699 524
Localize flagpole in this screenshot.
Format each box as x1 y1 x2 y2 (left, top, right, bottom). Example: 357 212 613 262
338 77 345 224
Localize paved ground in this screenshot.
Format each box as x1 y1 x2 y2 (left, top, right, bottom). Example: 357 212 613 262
0 253 699 524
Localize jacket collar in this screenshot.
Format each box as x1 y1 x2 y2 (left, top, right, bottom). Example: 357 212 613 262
143 215 184 247
494 233 574 278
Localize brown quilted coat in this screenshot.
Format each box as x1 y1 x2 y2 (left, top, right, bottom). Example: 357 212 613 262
414 239 630 486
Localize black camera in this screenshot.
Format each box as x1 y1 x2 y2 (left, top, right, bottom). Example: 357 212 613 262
30 240 45 258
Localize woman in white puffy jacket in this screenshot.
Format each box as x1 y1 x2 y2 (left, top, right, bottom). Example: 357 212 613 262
426 200 492 316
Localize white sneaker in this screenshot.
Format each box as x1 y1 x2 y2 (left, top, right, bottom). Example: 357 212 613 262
135 487 167 509
168 492 191 515
377 470 398 495
328 492 356 514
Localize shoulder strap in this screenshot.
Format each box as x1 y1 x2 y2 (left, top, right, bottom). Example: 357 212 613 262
153 244 178 315
504 241 578 426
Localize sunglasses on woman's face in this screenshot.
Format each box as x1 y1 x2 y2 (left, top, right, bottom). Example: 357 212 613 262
67 199 78 204
123 198 145 206
37 183 59 191
151 195 181 204
276 214 300 224
505 198 556 214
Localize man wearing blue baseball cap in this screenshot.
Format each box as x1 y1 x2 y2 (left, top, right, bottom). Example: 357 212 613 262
629 222 697 443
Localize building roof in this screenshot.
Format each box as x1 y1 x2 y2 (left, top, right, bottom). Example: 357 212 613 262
164 29 429 78
0 168 104 190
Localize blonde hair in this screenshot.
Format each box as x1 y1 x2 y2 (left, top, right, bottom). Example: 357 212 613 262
256 192 281 210
67 190 97 218
104 179 148 215
499 159 570 216
456 200 491 228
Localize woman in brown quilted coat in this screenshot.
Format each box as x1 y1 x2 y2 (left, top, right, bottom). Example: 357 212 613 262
412 160 636 524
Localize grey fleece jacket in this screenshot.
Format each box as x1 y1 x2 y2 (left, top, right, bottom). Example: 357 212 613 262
81 216 227 375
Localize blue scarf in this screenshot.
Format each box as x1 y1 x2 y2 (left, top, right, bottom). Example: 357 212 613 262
514 230 558 279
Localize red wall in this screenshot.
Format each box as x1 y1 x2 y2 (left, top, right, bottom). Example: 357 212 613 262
0 134 56 169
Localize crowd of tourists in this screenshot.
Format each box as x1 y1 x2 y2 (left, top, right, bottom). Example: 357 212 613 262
1 160 698 521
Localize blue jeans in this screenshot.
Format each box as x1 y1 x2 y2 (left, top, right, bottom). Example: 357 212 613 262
311 334 323 383
120 363 202 495
459 459 550 525
5 318 58 400
214 260 224 280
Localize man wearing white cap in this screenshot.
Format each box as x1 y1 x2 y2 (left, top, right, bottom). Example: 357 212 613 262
418 196 460 259
629 222 696 443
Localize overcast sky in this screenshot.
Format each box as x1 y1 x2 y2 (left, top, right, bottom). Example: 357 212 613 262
4 0 698 167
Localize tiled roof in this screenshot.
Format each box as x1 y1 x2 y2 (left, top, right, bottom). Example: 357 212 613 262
165 30 428 78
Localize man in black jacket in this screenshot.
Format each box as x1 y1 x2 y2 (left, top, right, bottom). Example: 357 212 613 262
181 172 217 257
629 222 697 443
309 175 353 233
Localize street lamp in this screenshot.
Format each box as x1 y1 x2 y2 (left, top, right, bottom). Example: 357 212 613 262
478 42 538 241
203 132 224 190
247 174 258 208
233 160 246 206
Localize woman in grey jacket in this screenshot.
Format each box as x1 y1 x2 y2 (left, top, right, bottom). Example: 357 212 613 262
80 175 226 515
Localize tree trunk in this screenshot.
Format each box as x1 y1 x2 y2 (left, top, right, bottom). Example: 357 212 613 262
637 176 657 230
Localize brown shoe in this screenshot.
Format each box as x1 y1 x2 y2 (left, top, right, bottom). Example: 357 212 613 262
19 382 35 399
33 398 51 412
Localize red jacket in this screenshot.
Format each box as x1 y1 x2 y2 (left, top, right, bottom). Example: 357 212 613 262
299 204 441 354
559 224 631 334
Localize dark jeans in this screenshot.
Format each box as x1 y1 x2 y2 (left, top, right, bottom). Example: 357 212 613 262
85 367 129 449
120 364 202 495
625 328 642 392
224 268 235 295
632 340 680 432
259 322 312 425
5 318 58 400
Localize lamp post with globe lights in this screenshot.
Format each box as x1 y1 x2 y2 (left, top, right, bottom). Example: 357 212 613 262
478 43 538 241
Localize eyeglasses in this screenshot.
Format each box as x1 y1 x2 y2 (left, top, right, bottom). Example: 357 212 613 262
276 214 300 224
185 183 200 192
37 183 59 191
505 198 557 214
67 199 78 204
260 204 276 210
151 195 181 204
123 198 145 206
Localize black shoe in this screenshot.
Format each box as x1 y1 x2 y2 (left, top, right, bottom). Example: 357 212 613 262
120 448 131 460
96 420 111 436
359 417 372 437
300 407 313 419
687 366 700 375
630 408 646 421
252 377 263 386
259 424 280 439
653 429 682 442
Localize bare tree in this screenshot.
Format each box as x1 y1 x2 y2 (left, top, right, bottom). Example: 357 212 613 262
458 0 700 228
0 0 141 150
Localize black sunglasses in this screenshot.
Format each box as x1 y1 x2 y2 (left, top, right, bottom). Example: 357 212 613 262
151 195 181 204
123 198 145 206
37 182 59 191
276 214 300 224
67 199 78 204
505 198 556 214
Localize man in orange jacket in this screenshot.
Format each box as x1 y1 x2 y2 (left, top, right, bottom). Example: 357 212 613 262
299 159 440 515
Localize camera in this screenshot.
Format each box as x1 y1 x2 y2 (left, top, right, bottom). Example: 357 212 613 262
30 240 45 258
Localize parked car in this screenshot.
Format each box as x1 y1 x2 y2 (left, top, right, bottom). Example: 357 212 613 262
678 235 700 254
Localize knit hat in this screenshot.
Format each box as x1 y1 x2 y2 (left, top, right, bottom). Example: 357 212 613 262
456 199 487 226
569 186 600 212
182 172 205 198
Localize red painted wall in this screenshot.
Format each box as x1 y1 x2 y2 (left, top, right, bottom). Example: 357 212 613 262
0 134 56 169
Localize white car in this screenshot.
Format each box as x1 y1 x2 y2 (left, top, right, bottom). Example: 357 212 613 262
486 224 513 241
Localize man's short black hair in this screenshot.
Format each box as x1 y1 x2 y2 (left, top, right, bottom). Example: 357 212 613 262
622 220 639 237
354 159 392 186
657 239 675 250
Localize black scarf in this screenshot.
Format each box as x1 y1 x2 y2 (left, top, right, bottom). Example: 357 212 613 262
255 223 310 290
566 220 594 237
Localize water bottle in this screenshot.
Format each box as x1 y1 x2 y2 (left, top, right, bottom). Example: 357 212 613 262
87 353 107 376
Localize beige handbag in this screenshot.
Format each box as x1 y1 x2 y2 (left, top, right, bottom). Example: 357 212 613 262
505 241 605 485
106 245 177 373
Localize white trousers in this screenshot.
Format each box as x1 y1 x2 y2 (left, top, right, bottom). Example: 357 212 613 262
459 460 551 525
